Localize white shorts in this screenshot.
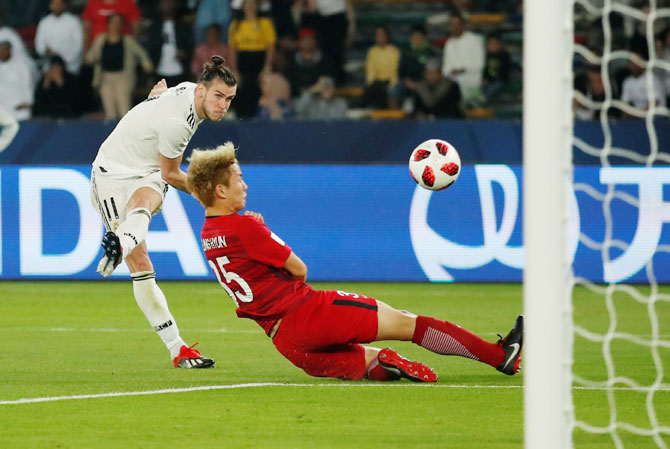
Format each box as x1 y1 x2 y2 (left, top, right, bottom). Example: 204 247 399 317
90 169 168 232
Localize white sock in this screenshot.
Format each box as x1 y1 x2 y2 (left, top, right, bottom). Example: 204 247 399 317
132 271 186 359
117 207 151 260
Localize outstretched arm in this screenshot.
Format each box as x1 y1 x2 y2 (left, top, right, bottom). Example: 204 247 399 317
149 79 168 98
0 106 19 153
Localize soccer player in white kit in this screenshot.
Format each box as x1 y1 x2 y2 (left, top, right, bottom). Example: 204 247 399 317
90 55 237 368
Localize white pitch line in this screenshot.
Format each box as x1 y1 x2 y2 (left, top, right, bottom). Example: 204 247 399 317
0 383 305 405
2 382 669 406
0 383 515 405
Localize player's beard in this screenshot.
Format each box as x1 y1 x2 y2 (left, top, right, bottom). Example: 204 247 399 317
206 105 226 122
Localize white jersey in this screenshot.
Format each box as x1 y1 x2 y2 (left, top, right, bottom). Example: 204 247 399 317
92 82 204 179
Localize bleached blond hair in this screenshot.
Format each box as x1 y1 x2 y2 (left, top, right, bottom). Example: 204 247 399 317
186 142 238 207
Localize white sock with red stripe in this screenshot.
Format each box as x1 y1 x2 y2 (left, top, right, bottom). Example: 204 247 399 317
411 316 504 368
132 271 186 359
117 207 151 260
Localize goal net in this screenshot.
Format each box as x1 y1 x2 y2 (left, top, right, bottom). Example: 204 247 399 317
572 1 670 448
525 0 670 448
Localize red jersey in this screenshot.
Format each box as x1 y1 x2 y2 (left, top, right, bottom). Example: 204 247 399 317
201 214 315 332
82 0 141 42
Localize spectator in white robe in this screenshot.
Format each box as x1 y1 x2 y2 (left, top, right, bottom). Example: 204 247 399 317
35 0 83 74
0 41 34 120
441 14 485 105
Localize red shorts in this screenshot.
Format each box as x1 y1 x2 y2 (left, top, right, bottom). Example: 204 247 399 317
270 290 379 380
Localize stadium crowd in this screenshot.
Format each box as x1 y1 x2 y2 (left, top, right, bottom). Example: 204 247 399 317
0 0 526 121
2 0 665 122
572 0 670 119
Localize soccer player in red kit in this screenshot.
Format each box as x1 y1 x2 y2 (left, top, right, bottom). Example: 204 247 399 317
186 143 523 382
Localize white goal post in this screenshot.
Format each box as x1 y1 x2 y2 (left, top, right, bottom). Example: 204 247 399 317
523 0 575 448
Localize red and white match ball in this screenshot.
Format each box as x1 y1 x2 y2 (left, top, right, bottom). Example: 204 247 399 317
408 139 461 191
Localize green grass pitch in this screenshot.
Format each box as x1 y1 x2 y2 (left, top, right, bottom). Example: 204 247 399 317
0 281 667 448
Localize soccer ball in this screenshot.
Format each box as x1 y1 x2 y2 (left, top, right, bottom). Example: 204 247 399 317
408 139 461 190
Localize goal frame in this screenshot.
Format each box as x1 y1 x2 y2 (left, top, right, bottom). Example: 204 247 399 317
523 0 575 448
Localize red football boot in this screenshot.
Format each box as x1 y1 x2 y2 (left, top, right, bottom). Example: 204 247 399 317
377 348 438 382
173 342 215 369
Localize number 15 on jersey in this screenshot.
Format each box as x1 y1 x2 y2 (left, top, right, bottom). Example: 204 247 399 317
208 256 254 306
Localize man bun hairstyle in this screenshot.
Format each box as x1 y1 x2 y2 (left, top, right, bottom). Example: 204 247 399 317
198 55 237 87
